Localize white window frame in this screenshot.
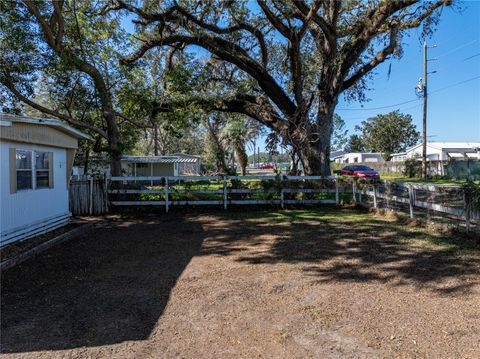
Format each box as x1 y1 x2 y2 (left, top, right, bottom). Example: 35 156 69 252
15 149 53 191
15 149 34 191
35 150 51 189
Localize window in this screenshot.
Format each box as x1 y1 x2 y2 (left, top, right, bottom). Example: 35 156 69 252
35 151 50 188
16 150 33 190
12 149 53 192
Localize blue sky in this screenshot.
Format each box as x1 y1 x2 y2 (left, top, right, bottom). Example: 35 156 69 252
121 2 480 153
336 0 480 146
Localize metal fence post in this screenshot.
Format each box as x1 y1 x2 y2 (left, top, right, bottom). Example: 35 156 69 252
408 184 415 219
373 184 377 209
89 177 94 215
335 179 339 205
165 177 169 213
223 176 227 210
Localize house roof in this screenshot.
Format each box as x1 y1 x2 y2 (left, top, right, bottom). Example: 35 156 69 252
392 142 480 157
333 152 384 158
0 114 91 140
122 155 199 164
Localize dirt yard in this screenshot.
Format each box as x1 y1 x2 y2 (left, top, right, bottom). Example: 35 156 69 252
1 209 479 358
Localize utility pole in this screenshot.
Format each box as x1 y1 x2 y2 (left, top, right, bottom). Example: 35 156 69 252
422 41 428 181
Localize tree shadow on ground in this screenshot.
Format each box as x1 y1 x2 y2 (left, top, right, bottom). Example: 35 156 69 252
198 209 480 296
0 213 205 353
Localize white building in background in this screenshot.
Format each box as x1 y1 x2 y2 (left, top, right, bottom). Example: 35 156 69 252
331 152 385 164
390 142 480 162
0 114 89 246
121 154 202 177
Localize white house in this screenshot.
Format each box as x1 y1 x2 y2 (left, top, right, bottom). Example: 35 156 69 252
390 142 480 162
331 152 385 164
0 114 90 246
121 154 201 177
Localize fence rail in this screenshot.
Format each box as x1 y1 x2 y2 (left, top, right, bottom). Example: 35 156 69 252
358 180 479 233
68 175 478 234
108 175 347 211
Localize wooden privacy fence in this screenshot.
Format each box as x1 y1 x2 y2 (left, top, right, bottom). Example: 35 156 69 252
356 181 479 233
69 178 108 215
108 175 358 211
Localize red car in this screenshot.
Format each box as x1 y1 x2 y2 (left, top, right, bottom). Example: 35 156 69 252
337 165 380 180
259 164 274 169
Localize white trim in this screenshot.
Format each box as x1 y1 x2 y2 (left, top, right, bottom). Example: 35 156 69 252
1 212 71 246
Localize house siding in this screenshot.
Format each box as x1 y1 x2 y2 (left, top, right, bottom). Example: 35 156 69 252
0 140 69 236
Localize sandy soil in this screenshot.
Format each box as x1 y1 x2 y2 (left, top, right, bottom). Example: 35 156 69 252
1 209 479 358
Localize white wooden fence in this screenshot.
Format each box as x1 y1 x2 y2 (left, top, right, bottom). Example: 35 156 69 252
357 181 479 233
108 175 350 210
104 175 478 233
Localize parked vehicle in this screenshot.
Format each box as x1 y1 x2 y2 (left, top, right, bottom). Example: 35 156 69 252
259 164 274 169
336 165 380 180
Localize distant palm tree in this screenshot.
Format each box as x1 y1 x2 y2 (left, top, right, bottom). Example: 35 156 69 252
222 117 262 175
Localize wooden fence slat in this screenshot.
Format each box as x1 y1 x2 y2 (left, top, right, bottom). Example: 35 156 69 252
69 178 108 216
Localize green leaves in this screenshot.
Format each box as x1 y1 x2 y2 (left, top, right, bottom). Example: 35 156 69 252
354 110 420 159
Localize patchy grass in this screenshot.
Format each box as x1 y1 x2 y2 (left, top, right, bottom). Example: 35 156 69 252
380 174 479 186
220 208 479 255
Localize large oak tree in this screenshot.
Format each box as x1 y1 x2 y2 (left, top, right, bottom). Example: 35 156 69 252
112 0 452 175
0 0 145 175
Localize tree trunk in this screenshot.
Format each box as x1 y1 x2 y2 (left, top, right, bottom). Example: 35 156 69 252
83 147 90 175
234 143 248 176
291 99 336 176
105 111 122 177
153 124 159 156
288 148 299 175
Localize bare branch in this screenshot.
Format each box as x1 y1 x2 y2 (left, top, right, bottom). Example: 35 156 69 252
1 74 107 137
121 33 297 117
257 0 292 39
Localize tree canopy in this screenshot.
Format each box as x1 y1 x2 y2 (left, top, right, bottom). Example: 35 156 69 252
354 110 420 159
1 0 453 175
110 0 452 174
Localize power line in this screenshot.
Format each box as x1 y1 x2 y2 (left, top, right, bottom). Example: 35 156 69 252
337 76 480 111
337 98 419 111
462 53 480 62
434 39 479 59
432 23 479 46
429 75 480 95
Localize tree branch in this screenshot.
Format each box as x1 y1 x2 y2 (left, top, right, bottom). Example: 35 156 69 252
341 22 400 91
257 0 292 39
1 74 107 137
122 33 297 117
153 94 286 132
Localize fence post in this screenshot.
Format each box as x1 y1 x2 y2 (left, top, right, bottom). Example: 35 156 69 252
464 192 470 234
165 177 169 213
335 179 339 205
223 176 227 210
408 184 415 219
373 184 377 208
89 177 94 215
280 176 285 209
352 179 357 204
104 173 109 213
